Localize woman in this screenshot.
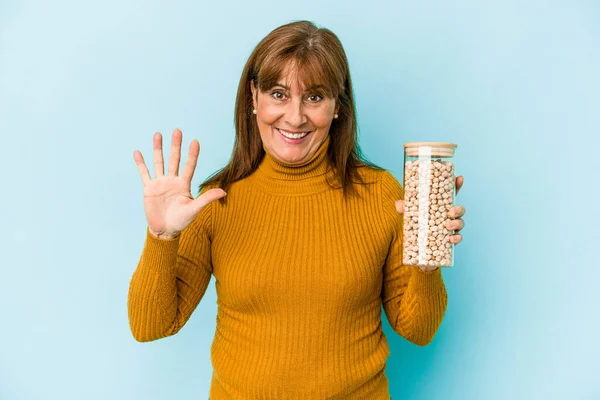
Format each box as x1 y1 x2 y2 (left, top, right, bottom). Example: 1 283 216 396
129 20 466 399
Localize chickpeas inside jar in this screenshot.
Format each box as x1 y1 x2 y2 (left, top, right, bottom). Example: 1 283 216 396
402 142 458 268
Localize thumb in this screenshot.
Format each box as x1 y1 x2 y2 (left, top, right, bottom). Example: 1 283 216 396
191 188 227 215
395 200 405 215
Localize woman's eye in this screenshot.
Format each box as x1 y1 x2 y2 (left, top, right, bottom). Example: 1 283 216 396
269 91 323 102
271 91 285 100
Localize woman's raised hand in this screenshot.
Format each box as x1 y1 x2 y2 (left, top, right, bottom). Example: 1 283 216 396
133 129 227 239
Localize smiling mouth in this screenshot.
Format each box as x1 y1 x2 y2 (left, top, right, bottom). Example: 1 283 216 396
276 128 312 139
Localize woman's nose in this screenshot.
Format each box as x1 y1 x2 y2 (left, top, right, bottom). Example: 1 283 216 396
284 98 307 127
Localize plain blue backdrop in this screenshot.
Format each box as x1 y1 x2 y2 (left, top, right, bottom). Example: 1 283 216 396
1 0 598 399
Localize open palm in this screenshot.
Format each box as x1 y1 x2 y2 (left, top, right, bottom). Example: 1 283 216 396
133 129 227 239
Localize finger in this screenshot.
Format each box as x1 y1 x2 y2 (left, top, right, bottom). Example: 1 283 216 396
153 132 164 178
168 128 183 176
450 234 462 244
455 218 465 232
395 200 405 215
133 150 151 186
449 205 465 218
191 188 227 215
180 139 200 183
445 218 464 232
455 176 464 195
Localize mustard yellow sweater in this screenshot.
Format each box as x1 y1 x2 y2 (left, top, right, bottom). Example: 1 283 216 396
128 135 448 399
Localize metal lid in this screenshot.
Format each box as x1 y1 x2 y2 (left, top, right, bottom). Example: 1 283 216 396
404 142 457 157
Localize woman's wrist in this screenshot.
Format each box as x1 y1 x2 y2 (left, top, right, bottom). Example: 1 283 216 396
148 227 181 240
417 266 439 273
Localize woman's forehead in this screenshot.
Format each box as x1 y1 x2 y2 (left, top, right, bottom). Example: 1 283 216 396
271 62 308 86
276 66 322 87
259 58 335 95
273 77 320 91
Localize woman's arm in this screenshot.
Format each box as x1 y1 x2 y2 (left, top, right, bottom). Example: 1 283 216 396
380 170 448 346
127 194 214 342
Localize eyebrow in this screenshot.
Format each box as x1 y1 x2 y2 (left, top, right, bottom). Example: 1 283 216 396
273 82 328 92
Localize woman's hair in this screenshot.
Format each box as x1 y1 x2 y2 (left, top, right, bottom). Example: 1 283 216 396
199 20 383 202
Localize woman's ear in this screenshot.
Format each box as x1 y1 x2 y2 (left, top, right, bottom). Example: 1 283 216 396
250 80 257 110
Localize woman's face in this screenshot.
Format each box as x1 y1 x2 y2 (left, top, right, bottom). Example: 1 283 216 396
251 63 338 166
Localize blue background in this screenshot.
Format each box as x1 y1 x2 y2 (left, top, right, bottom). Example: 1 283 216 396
1 0 598 399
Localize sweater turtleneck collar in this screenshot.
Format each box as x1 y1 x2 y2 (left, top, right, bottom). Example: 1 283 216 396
248 134 335 196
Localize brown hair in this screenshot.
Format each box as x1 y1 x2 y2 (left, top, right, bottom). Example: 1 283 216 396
198 20 383 202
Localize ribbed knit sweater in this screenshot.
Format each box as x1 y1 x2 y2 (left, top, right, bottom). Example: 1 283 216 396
127 134 448 399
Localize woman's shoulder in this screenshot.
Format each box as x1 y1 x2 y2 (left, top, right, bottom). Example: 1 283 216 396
352 164 405 200
352 163 396 184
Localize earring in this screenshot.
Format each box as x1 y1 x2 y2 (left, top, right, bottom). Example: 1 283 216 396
253 109 257 114
334 114 338 119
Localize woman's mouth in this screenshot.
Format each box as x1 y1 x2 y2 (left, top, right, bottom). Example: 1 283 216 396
276 128 312 143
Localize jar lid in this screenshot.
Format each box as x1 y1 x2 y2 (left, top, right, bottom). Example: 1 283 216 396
404 142 457 157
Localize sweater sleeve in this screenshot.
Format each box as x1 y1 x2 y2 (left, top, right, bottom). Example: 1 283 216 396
127 189 214 342
380 170 448 346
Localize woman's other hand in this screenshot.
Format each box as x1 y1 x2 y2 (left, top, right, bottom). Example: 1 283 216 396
133 128 227 239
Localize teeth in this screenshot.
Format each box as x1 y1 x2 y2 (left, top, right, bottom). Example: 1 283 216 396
278 128 309 139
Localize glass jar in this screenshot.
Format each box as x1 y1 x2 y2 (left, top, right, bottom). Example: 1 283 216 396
402 142 458 268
